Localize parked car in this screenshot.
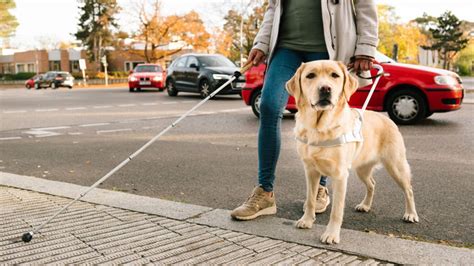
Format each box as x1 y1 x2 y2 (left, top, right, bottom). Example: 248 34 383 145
34 71 74 89
241 52 464 124
128 63 165 92
165 53 245 98
25 74 43 89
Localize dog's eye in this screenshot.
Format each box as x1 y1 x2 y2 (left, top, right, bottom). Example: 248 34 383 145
306 73 316 79
331 72 340 78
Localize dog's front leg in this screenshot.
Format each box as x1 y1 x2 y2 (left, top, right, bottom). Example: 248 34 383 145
296 162 320 229
320 171 348 244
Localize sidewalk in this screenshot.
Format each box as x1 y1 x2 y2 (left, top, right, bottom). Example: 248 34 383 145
1 172 473 264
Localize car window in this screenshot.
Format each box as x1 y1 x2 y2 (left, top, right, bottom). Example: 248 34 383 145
134 65 162 73
186 57 199 68
175 57 187 68
198 55 235 67
58 73 72 78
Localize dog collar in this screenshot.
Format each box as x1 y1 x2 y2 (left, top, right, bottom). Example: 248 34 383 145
296 109 364 148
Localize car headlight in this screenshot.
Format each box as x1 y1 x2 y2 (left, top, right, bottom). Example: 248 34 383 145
152 75 162 82
129 76 138 82
213 74 232 80
434 75 458 86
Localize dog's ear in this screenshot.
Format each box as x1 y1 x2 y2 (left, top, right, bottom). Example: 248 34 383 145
337 61 358 100
286 63 305 100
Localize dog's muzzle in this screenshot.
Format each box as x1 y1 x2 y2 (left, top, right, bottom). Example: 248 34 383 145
314 86 332 107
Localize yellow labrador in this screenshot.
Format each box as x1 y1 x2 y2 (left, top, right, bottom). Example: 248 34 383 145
286 60 419 244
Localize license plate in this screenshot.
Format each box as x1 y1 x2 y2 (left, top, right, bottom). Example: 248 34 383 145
233 82 244 89
139 81 151 85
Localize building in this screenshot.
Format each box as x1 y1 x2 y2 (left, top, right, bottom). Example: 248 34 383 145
0 44 196 75
0 48 93 75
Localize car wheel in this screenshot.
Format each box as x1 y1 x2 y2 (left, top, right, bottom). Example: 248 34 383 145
386 89 427 125
199 79 211 99
166 79 178 96
51 82 57 89
26 84 31 89
250 89 262 118
425 111 434 118
68 86 73 89
129 87 134 92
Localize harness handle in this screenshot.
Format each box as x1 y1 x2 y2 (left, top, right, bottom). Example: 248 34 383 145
360 64 384 112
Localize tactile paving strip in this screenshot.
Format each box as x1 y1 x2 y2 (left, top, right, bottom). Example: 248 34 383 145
0 186 385 264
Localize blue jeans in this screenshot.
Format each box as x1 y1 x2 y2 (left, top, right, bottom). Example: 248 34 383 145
258 48 329 192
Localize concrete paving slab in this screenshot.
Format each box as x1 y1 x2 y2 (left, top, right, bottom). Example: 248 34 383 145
1 172 473 264
0 186 375 264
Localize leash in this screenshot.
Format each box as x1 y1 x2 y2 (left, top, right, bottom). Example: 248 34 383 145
347 64 384 112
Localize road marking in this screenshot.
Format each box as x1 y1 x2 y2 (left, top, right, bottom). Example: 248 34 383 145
162 102 178 105
66 107 87 111
198 111 216 115
68 132 83 135
97 128 132 134
24 130 61 138
118 104 136 107
33 126 71 131
3 110 27 114
93 105 113 109
79 123 110 127
142 103 158 106
0 137 22 141
35 108 59 112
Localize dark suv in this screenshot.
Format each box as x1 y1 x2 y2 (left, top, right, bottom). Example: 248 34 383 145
165 54 245 98
34 71 74 89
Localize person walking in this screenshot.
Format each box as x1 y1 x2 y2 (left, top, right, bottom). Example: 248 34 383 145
231 0 378 220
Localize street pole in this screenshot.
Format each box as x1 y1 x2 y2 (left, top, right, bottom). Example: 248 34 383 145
102 55 108 86
240 0 244 67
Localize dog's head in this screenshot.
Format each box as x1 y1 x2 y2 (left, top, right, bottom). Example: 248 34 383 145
285 61 358 111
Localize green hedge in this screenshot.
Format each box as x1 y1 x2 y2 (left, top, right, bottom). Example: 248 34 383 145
0 72 37 80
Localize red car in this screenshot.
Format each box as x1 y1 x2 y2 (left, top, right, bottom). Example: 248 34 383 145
242 52 464 124
128 64 166 92
25 74 43 89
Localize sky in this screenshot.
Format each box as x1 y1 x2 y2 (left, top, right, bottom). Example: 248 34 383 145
6 0 474 50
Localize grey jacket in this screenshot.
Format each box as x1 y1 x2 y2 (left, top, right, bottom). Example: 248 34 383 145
253 0 379 65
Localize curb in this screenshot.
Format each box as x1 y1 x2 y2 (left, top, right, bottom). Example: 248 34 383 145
1 171 473 264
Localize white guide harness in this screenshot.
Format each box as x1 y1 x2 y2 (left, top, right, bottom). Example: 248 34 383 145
296 64 384 148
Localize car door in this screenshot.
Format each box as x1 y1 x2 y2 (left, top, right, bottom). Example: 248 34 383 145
184 56 200 91
173 57 188 90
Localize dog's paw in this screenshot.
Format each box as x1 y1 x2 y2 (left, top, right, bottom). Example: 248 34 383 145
355 203 371 212
403 212 419 223
295 217 314 229
320 228 340 244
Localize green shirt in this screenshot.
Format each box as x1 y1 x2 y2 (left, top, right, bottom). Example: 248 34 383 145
278 0 327 53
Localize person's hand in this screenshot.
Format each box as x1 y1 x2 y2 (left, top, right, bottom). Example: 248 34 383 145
349 55 374 73
246 48 266 67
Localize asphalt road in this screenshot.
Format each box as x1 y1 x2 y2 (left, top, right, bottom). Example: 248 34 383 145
1 86 473 247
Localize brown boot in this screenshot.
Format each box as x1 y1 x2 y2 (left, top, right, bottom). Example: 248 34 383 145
230 186 277 220
315 186 330 214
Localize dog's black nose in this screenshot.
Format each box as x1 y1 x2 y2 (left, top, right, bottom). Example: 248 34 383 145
319 86 331 97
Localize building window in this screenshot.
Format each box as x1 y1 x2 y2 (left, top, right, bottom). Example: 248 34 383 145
70 60 80 72
49 61 61 71
125 61 145 72
16 63 25 73
27 63 36 72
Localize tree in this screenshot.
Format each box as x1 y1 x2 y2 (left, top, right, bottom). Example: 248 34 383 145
0 0 19 45
421 11 469 69
134 0 210 63
75 0 120 71
377 5 427 64
221 1 267 63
